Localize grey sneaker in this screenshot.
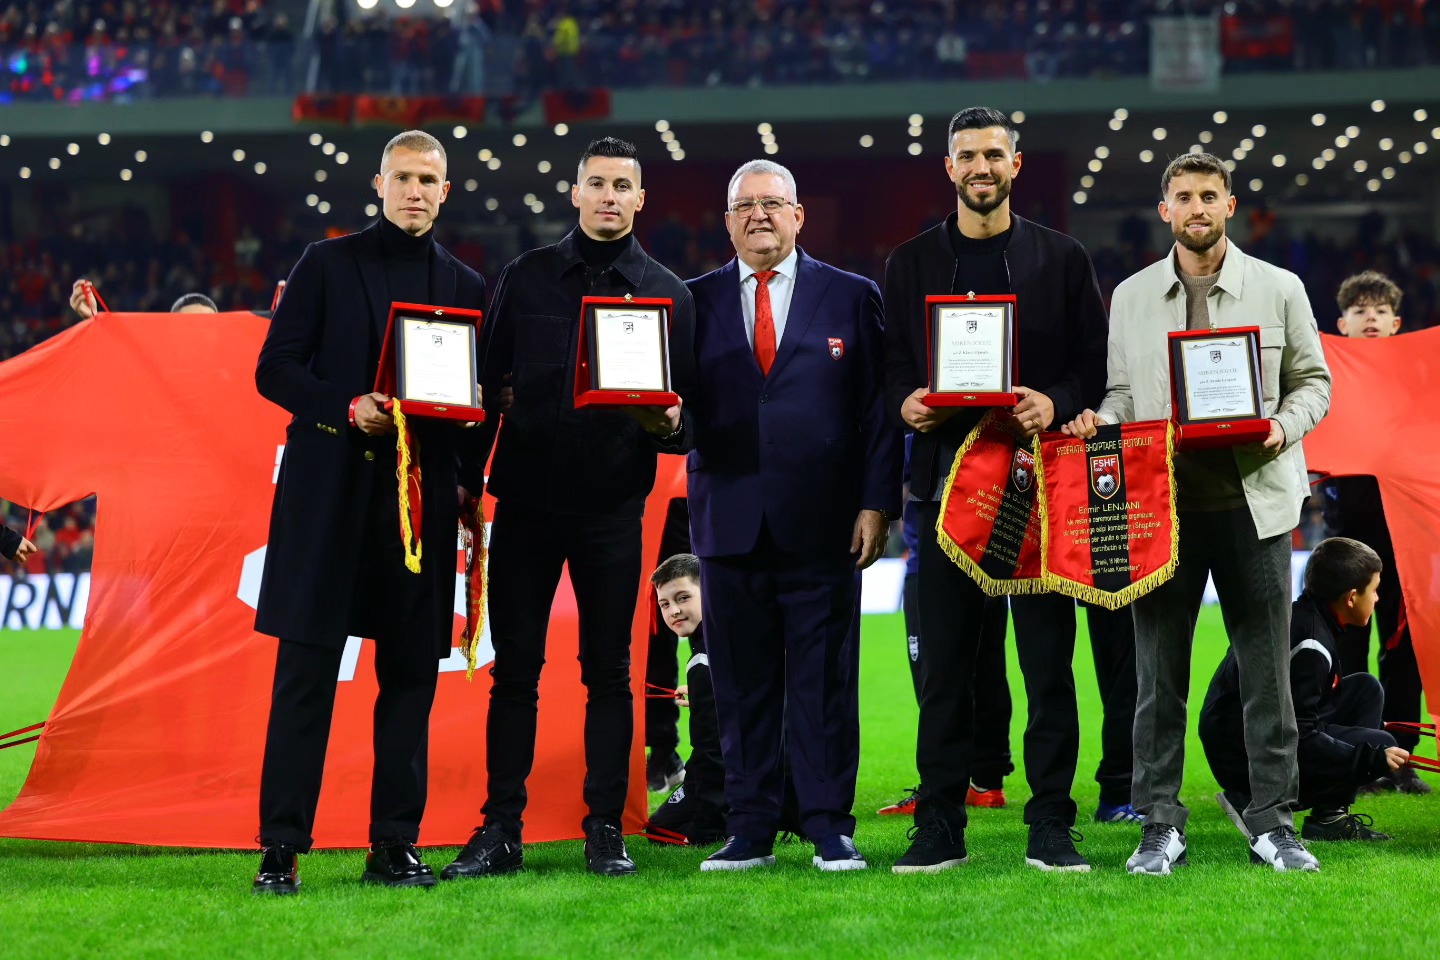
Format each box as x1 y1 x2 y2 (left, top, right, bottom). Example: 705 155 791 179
1249 825 1320 872
1126 821 1186 875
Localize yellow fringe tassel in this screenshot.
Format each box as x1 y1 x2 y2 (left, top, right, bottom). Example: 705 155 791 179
1037 421 1181 609
392 401 423 574
933 410 1048 597
463 497 489 682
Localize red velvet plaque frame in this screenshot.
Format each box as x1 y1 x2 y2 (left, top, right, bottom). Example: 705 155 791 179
1167 326 1269 449
923 293 1020 408
375 301 486 422
574 295 679 409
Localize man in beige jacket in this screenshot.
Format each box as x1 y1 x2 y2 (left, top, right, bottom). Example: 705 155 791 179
1065 153 1331 875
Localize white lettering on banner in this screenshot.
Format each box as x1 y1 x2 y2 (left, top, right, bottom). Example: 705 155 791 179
0 573 90 629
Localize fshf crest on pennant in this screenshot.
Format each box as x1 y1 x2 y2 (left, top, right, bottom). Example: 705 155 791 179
1090 454 1119 500
1011 447 1034 493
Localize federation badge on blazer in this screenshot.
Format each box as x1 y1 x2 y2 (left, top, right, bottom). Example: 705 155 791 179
1090 454 1119 500
828 337 844 359
1010 447 1034 493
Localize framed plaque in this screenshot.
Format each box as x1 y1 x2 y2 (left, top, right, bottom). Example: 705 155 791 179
374 301 485 422
922 293 1020 407
1167 326 1269 448
574 295 679 408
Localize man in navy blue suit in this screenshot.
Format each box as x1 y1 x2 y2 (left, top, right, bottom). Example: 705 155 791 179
680 160 903 872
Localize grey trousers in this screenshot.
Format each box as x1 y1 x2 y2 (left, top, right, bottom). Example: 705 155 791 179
1132 507 1298 834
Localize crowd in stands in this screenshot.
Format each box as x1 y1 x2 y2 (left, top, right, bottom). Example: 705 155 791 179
0 499 93 576
0 0 296 101
4 1 1438 101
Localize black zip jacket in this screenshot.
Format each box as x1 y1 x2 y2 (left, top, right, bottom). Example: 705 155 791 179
475 228 695 519
882 212 1108 499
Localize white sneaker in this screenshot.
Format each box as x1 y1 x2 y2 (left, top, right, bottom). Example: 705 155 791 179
1126 822 1186 875
1249 826 1320 872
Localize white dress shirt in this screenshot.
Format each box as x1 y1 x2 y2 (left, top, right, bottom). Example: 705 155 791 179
738 248 799 351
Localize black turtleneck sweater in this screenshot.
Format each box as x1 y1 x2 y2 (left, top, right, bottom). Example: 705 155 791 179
575 229 634 276
375 216 435 368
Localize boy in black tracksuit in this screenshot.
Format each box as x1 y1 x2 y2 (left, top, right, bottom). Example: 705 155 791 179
1200 537 1410 842
644 553 727 846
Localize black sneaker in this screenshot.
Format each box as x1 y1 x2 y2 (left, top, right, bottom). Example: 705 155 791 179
583 818 637 876
252 844 300 895
1024 817 1090 873
893 799 967 874
700 835 776 871
440 823 524 880
1302 810 1391 842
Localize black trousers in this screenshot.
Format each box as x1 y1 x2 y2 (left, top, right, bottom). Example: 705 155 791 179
701 527 861 841
1202 672 1395 813
1333 521 1422 752
258 488 440 852
903 574 1013 789
644 498 691 756
481 501 643 833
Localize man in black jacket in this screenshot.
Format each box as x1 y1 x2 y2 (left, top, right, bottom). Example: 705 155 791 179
443 137 693 879
883 106 1112 874
252 130 489 894
1200 537 1410 842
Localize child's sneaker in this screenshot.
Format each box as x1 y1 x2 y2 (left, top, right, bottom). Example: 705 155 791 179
877 786 919 816
965 785 1006 808
1093 801 1143 824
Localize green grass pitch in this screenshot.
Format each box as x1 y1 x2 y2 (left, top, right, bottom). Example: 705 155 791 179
1 610 1435 959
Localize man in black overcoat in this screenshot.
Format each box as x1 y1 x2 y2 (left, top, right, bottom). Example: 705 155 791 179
251 130 488 894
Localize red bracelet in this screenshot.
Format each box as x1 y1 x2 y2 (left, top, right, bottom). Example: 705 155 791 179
348 395 362 428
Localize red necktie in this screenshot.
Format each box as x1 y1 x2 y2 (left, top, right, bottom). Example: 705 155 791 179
752 270 778 376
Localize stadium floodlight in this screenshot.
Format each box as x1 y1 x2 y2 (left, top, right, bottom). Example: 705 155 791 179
435 0 456 7
764 143 779 156
1311 113 1325 126
1382 166 1395 180
119 168 131 180
254 162 266 175
1271 154 1286 167
1072 191 1087 204
1414 109 1427 121
1353 160 1367 172
356 0 378 8
1139 149 1154 163
1295 174 1309 186
98 132 111 145
48 157 60 169
1198 130 1213 143
757 122 772 135
464 180 477 192
395 0 416 9
135 149 147 162
1212 110 1227 123
1114 108 1130 120
908 114 923 126
1379 138 1394 150
336 152 349 165
1345 125 1360 138
487 157 501 169
655 120 669 133
478 149 493 161
232 149 245 162
553 123 569 136
1151 127 1166 140
906 143 922 156
537 160 551 173
365 203 378 217
1095 145 1109 158
556 180 569 193
1108 119 1123 131
531 201 545 213
67 142 79 155
1248 178 1262 192
485 198 499 211
1366 179 1380 191
452 125 467 139
0 134 9 146
1398 151 1412 163
315 170 327 182
1371 99 1385 112
1010 111 1025 123
200 131 214 143
1087 159 1103 172
672 150 686 161
318 201 332 214
512 133 527 147
859 135 874 148
1080 175 1094 188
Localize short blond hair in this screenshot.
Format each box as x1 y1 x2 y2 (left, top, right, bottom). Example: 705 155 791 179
381 130 447 172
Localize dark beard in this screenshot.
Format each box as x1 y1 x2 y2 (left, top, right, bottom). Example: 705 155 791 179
1173 221 1224 253
957 177 1010 215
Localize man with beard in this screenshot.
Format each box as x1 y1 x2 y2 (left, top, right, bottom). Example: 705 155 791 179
1065 153 1332 873
883 106 1113 874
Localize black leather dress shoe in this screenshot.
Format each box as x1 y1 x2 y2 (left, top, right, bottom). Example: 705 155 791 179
441 824 524 880
361 841 437 888
583 818 637 876
252 845 300 895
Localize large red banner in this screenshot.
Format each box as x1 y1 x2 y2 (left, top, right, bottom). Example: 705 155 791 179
0 312 681 847
1305 329 1439 728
